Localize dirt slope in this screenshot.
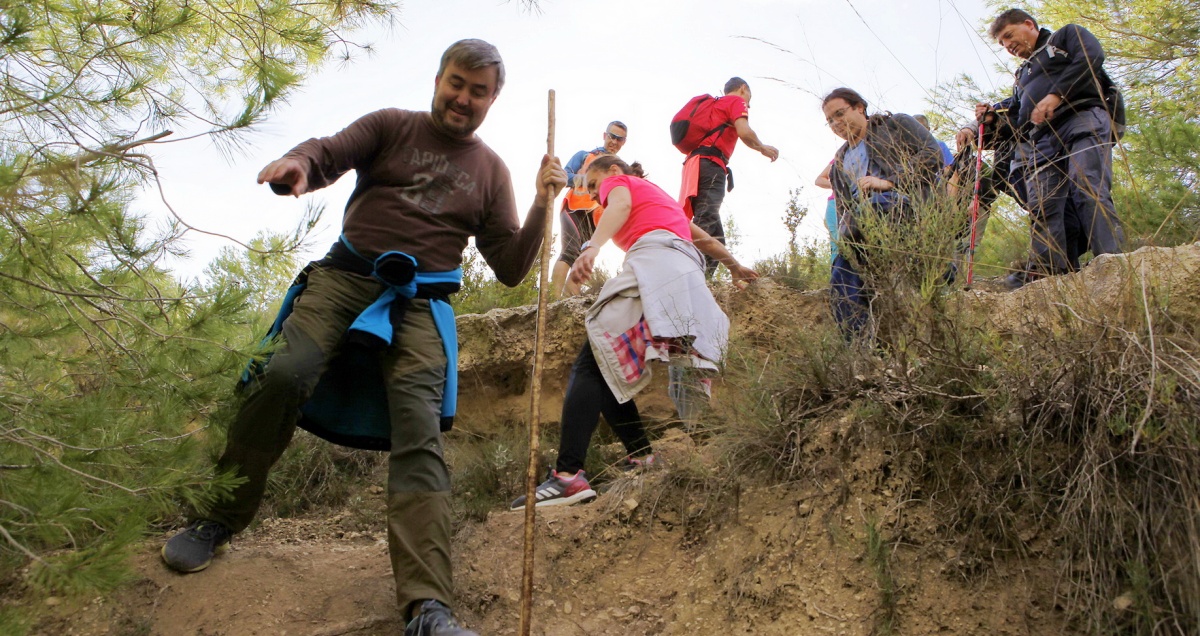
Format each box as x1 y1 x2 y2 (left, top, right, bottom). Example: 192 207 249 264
454 280 828 435
450 434 1064 636
35 243 1200 635
34 433 1064 636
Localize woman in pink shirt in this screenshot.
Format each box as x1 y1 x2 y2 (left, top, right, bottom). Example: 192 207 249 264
511 156 757 509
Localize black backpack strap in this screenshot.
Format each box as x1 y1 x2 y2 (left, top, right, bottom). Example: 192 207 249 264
688 144 730 165
688 95 731 159
687 96 711 118
700 122 730 146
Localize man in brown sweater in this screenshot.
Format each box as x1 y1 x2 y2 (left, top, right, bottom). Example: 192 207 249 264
161 39 565 636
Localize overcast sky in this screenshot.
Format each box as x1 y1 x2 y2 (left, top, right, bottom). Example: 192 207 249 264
142 0 1015 280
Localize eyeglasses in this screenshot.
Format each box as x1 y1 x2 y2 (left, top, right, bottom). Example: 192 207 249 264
825 107 850 126
605 132 626 142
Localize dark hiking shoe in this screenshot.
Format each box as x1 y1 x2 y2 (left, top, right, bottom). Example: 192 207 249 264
509 469 597 510
1003 268 1040 290
405 600 478 636
161 520 231 573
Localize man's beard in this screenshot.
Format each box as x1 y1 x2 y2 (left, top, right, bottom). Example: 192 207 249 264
431 99 479 138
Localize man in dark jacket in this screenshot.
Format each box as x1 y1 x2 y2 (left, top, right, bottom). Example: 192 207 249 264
160 39 567 636
975 8 1123 287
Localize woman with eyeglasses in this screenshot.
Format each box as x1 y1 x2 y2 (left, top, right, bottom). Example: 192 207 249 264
821 87 944 340
510 155 757 509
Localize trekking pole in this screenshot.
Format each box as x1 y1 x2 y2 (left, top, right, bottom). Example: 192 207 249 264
519 89 555 636
964 121 985 289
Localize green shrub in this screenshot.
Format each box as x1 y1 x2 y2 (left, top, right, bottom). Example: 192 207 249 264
716 184 1200 633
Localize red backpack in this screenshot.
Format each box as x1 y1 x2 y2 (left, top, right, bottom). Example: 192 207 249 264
670 94 731 158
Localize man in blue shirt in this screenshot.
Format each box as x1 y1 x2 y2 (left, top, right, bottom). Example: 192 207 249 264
551 121 627 296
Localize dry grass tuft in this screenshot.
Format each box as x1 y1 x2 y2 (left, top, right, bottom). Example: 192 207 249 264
714 202 1200 633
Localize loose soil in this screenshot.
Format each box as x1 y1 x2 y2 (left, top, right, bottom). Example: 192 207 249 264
32 433 1067 635
35 250 1199 636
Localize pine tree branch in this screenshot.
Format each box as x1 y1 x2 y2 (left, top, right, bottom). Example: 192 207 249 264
1 265 251 359
77 130 174 163
10 435 148 495
0 270 202 302
72 291 248 357
60 295 148 375
22 128 173 179
7 426 203 454
0 499 34 518
1083 15 1197 51
147 163 309 256
92 232 176 313
62 251 155 310
0 522 44 564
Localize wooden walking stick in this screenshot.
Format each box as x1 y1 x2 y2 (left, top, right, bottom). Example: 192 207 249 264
965 121 985 289
519 89 555 636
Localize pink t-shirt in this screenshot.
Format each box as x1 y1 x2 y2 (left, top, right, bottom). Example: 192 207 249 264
598 175 693 252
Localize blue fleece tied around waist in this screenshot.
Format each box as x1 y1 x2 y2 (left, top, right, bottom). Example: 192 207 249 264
341 239 462 424
241 238 462 451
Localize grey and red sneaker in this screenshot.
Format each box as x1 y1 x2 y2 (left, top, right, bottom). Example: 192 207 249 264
509 469 597 510
619 453 659 472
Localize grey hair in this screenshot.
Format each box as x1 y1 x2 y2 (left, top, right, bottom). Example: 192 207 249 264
438 39 506 95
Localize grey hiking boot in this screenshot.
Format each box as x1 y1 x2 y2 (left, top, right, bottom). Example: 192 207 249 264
405 600 478 636
161 520 231 573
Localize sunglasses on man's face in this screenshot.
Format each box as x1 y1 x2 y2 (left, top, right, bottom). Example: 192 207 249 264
606 132 626 142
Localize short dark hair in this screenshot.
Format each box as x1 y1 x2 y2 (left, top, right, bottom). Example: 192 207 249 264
607 121 627 133
724 77 748 95
989 9 1037 39
438 39 505 95
821 87 868 112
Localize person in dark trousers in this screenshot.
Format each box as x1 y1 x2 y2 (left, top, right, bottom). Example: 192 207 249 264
511 156 758 509
160 39 567 636
551 121 628 297
821 87 944 340
678 77 779 277
970 8 1123 288
951 95 1030 285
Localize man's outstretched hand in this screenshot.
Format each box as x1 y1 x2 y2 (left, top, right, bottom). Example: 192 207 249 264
257 158 309 197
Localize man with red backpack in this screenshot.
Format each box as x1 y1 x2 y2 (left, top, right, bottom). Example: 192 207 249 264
674 77 779 277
